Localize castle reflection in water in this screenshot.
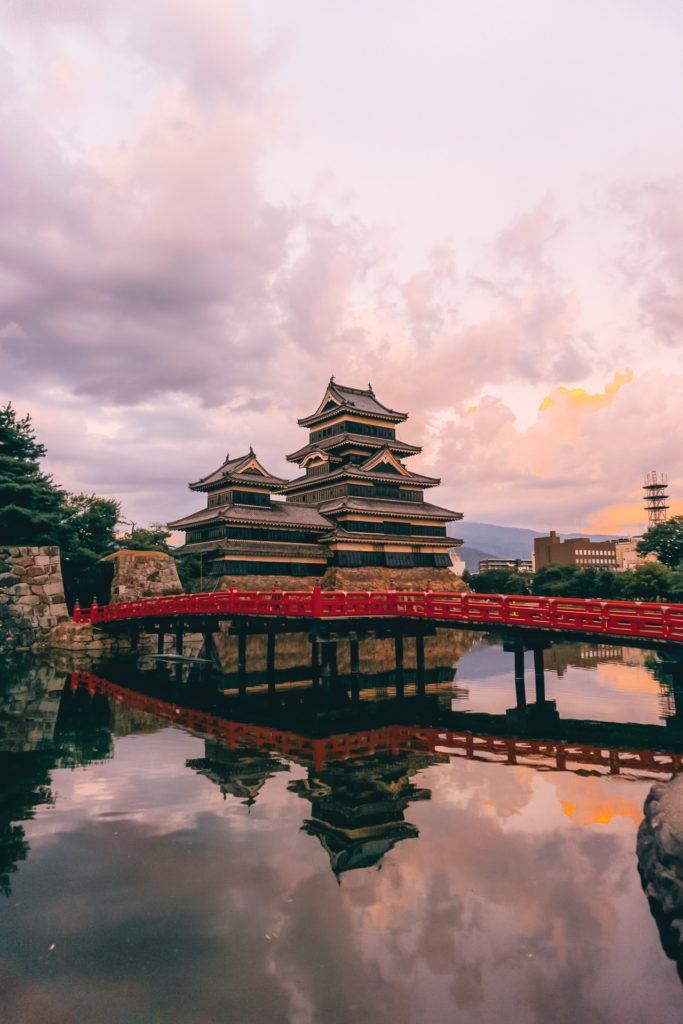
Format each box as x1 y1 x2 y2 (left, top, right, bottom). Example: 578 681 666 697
3 625 683 892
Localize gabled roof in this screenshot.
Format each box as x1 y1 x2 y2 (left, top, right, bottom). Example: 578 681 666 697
359 447 411 477
189 450 288 492
299 447 342 467
298 380 408 427
286 433 421 463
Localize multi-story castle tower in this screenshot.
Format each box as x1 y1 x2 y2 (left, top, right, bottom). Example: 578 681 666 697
169 380 463 589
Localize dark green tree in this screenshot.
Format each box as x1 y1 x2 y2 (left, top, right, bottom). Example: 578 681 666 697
65 493 121 557
0 404 69 546
60 494 121 607
117 523 171 553
624 562 672 601
667 564 683 601
532 564 580 596
637 516 683 569
464 568 532 594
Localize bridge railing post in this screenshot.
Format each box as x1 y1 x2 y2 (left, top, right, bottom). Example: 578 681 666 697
312 585 323 618
423 588 433 619
73 601 81 623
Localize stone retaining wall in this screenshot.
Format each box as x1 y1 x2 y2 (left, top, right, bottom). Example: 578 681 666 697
217 574 323 592
105 549 183 603
0 546 69 652
216 566 468 593
319 566 468 592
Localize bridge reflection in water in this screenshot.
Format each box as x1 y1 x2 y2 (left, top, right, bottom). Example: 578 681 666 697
5 635 683 1023
4 630 683 1002
53 620 682 879
4 634 683 868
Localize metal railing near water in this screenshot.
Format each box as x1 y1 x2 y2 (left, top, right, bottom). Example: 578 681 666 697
70 588 683 643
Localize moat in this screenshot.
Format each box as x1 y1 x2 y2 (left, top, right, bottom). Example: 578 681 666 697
2 631 683 1024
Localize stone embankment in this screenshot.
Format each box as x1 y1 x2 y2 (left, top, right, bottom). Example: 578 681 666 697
0 546 69 652
104 549 183 602
637 774 683 976
0 546 187 653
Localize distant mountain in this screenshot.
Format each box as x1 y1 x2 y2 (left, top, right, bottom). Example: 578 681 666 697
457 546 495 572
450 522 539 561
449 521 620 570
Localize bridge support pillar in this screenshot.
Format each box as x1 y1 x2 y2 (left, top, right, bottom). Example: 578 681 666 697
157 630 165 655
311 635 320 689
203 630 214 663
130 624 139 655
416 633 426 696
237 628 247 696
349 635 360 701
267 626 276 696
513 645 526 709
533 647 546 704
395 633 405 698
320 640 337 690
174 622 184 657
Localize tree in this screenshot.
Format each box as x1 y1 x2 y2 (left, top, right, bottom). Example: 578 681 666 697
464 568 531 595
60 494 121 607
667 565 683 601
65 493 121 557
637 516 683 568
532 565 580 597
174 551 204 592
532 564 619 599
624 562 673 602
0 403 69 546
117 523 171 553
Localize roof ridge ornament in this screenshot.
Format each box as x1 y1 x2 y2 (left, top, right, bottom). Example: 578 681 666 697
224 452 230 463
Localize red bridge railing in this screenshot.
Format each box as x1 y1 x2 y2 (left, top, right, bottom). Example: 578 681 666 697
71 588 683 643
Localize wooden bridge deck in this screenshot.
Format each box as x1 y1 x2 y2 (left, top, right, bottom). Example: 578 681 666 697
73 588 683 645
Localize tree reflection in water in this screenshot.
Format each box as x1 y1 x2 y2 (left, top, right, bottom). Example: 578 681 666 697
2 632 683 1021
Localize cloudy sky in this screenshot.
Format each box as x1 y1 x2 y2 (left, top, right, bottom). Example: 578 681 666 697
1 0 682 534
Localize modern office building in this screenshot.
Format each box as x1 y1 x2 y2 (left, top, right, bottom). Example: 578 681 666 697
533 531 618 570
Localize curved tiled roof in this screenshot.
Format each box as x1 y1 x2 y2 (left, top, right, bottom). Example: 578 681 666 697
189 450 287 491
317 497 462 520
283 465 440 492
286 433 421 463
298 382 408 426
170 500 332 531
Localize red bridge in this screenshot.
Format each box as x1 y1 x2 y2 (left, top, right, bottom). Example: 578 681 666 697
73 588 683 644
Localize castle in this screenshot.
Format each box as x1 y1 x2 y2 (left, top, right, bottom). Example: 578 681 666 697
169 380 464 589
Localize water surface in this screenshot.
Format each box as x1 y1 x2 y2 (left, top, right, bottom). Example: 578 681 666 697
1 633 682 1024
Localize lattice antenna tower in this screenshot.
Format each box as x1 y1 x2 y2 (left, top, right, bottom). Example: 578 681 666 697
643 470 669 528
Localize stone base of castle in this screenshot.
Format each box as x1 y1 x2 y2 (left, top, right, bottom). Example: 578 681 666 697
319 566 467 593
216 566 467 593
216 574 324 592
